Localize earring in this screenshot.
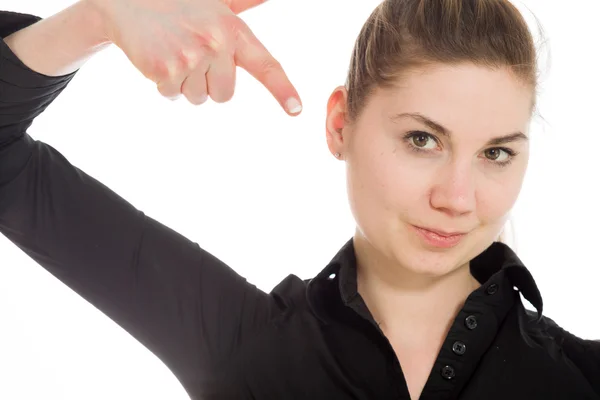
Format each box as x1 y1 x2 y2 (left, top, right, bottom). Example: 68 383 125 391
334 152 341 159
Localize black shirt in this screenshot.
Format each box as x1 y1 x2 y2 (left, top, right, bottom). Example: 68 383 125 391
1 10 599 400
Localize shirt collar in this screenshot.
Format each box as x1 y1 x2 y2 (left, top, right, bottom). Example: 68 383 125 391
306 237 543 324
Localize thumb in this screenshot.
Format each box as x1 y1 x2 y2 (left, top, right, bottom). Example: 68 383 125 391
229 0 268 14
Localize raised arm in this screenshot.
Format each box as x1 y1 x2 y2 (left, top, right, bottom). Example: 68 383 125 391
2 2 110 77
0 1 294 397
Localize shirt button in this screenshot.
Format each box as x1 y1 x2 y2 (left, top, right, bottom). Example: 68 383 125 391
465 315 478 330
440 365 456 380
486 283 499 295
452 341 467 355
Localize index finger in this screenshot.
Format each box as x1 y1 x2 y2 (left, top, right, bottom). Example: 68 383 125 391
233 21 302 116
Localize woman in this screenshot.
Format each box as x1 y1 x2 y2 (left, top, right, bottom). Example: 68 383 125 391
0 0 598 399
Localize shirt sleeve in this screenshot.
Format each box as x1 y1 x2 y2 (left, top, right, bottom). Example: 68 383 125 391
546 320 600 395
0 10 277 397
564 337 600 394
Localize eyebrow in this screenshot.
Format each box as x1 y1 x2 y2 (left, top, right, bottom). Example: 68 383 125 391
390 112 529 146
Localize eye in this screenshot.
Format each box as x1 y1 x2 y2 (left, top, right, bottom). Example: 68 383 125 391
483 148 512 163
408 131 438 150
403 131 519 167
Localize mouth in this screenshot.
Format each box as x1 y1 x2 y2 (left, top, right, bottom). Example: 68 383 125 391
414 226 468 237
410 225 468 248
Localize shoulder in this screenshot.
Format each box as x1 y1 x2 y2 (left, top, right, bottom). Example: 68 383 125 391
524 308 600 350
268 273 311 311
523 309 600 393
1 11 42 38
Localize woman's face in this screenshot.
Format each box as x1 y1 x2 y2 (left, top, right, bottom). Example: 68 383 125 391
326 63 533 277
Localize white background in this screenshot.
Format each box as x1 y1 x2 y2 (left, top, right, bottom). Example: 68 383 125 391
1 0 599 399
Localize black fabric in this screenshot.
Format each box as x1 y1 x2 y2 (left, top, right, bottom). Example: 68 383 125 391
1 10 599 400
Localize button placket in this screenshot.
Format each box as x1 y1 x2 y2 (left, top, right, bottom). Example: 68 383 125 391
435 281 506 388
439 323 470 381
436 282 502 383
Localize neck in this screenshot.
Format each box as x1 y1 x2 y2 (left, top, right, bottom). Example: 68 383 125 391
353 235 481 345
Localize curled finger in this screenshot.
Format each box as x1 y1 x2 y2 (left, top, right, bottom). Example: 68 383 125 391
182 61 210 105
206 51 237 103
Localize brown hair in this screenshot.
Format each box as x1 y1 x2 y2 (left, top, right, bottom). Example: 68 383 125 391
345 0 544 246
345 0 542 123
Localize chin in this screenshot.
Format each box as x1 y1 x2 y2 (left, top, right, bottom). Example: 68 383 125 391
392 231 473 276
402 251 465 277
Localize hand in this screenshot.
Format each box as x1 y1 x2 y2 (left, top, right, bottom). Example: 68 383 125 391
87 0 302 115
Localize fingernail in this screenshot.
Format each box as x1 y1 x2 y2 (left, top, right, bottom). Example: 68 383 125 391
285 98 302 114
168 95 181 101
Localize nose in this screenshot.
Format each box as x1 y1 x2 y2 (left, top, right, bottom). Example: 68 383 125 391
429 160 476 217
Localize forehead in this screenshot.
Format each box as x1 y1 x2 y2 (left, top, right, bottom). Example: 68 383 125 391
370 63 534 136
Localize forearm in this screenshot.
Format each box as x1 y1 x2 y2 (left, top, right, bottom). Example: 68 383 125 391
3 1 111 77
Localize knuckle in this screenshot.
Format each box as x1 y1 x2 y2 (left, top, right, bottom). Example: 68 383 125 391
194 17 239 54
152 60 174 81
216 14 243 38
194 26 225 53
177 48 201 70
152 55 190 81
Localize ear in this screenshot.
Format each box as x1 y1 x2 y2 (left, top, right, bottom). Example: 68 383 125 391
326 86 349 158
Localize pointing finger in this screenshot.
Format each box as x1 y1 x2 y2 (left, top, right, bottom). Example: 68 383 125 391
234 21 302 115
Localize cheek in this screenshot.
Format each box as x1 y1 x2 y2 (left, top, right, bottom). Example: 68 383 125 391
348 149 430 221
476 171 525 222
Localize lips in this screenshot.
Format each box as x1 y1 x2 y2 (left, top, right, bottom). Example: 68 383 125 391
414 226 467 237
411 225 467 249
